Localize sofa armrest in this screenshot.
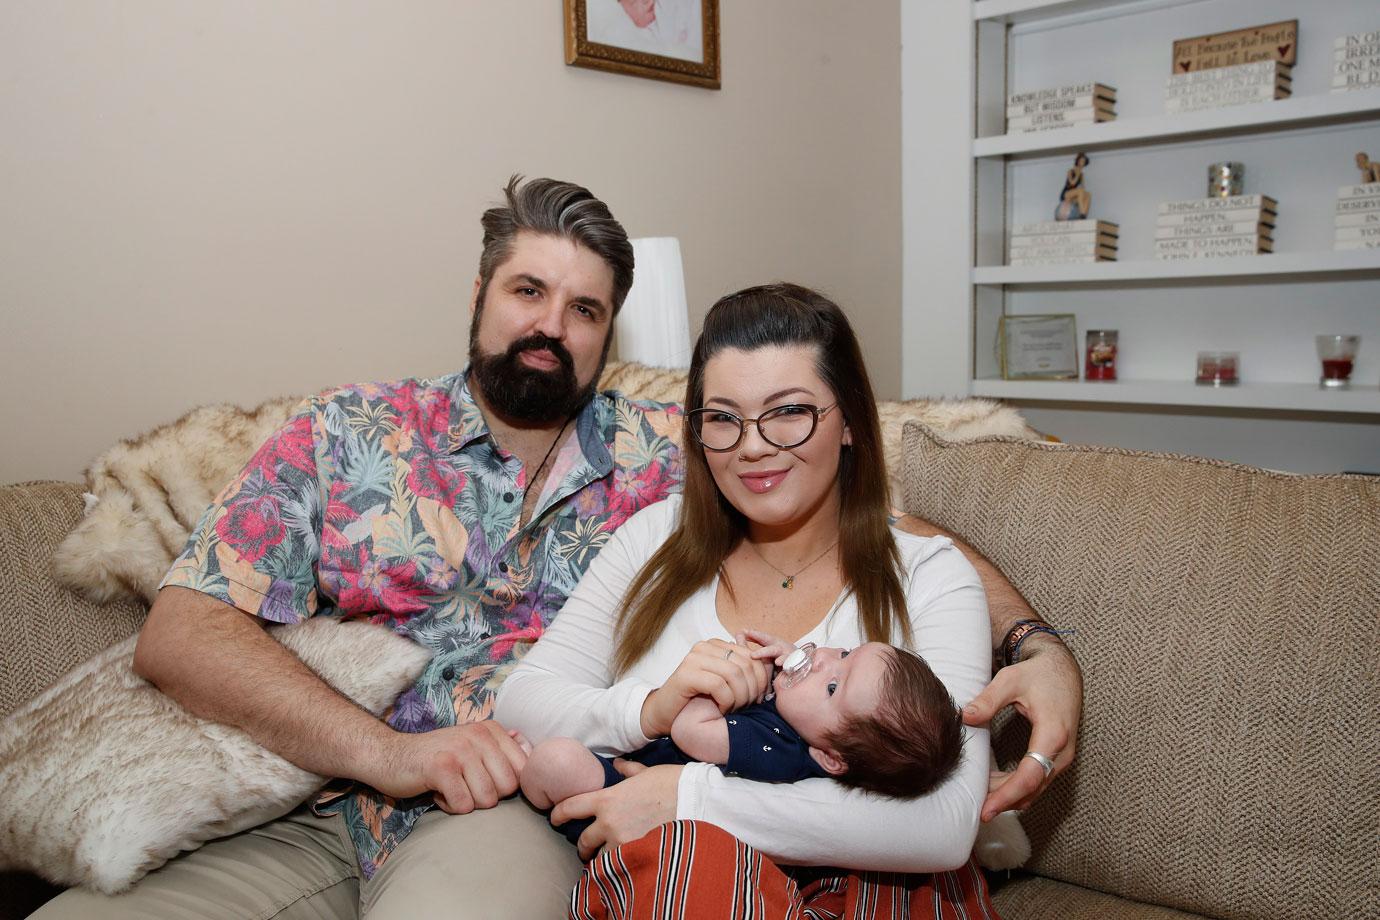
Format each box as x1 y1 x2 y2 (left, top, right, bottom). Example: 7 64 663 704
0 480 148 718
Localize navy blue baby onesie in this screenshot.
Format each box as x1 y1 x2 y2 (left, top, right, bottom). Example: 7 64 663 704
556 698 828 847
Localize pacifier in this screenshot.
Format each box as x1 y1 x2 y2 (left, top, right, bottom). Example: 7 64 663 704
777 642 817 690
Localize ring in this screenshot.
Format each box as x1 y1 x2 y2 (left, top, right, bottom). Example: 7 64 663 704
1024 751 1055 779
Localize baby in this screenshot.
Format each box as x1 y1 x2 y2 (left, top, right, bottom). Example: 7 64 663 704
521 630 965 846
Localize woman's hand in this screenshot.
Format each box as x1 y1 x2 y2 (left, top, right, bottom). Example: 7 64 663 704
961 634 1082 821
739 628 796 666
639 639 770 737
550 763 683 861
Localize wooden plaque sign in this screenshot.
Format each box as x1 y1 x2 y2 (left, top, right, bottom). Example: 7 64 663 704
1172 20 1297 74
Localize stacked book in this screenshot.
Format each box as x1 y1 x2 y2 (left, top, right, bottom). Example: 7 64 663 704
1154 195 1276 261
1163 60 1291 113
1334 184 1380 251
1006 83 1116 134
1333 30 1380 93
1008 220 1119 266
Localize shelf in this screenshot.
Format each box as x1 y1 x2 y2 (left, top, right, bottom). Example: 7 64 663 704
974 89 1380 159
972 379 1380 414
973 0 1200 26
974 250 1380 286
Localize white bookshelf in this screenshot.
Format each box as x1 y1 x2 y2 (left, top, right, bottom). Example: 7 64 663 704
975 88 1380 158
972 379 1380 413
962 0 1380 419
975 249 1380 284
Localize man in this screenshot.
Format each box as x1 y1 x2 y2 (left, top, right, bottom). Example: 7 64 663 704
37 176 1079 918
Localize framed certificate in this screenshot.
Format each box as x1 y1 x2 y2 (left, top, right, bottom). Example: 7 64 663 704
1000 314 1079 380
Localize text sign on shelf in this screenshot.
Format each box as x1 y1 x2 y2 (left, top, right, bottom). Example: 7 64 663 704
1172 20 1298 74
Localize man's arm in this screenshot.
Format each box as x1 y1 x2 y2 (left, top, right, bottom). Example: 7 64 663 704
668 696 729 763
134 586 527 814
897 515 1083 821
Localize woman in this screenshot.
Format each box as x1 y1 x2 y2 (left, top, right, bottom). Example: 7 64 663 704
495 283 995 916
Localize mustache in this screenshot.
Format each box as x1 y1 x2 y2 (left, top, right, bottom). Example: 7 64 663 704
505 334 574 375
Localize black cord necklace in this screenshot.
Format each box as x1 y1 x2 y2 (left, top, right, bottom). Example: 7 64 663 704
520 416 571 527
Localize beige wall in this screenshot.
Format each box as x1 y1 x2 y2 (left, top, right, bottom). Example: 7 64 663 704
0 2 901 485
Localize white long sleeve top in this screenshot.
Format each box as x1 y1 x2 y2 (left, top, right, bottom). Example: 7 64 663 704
494 496 991 872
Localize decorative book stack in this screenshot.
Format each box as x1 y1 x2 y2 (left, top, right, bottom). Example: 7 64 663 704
1334 184 1380 250
1154 195 1276 260
1006 83 1116 134
1332 30 1380 93
1008 220 1119 266
1164 60 1291 113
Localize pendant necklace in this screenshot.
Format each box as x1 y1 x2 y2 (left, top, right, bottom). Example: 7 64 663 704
747 539 840 589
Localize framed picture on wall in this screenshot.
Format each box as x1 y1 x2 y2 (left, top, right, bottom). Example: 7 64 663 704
564 0 720 89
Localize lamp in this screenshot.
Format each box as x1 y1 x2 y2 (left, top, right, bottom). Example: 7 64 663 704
616 237 691 368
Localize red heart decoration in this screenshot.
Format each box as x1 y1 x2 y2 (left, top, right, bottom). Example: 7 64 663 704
1278 43 1291 57
1178 60 1192 72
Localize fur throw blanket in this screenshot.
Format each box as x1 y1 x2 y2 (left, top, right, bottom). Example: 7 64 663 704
54 363 1036 606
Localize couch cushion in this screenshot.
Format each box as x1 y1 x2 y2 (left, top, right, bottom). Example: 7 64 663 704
901 425 1379 920
0 481 148 717
992 873 1211 919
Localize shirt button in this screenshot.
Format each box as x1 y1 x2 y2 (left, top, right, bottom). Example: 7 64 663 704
498 561 509 573
441 666 455 681
503 492 514 503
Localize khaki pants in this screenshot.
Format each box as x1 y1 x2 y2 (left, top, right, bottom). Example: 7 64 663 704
31 798 584 919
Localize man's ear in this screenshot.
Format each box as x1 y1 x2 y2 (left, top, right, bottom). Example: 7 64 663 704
469 276 482 316
809 746 848 777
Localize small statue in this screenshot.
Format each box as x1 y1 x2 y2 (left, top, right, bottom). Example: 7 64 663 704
1055 152 1092 221
1356 152 1380 184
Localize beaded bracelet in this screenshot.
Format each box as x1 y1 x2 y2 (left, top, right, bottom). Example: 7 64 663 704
1000 618 1063 668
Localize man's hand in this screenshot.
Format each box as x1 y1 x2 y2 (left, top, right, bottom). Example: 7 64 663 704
639 639 770 738
551 763 682 861
962 635 1082 821
369 720 530 815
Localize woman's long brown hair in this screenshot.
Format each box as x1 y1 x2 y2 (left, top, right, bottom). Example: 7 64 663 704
612 283 908 675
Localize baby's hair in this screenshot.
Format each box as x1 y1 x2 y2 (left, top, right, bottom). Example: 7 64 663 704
822 647 964 799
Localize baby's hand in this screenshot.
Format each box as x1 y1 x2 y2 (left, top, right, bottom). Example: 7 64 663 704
739 629 797 667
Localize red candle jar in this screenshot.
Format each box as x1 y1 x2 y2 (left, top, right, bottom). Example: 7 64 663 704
1085 330 1118 381
1196 351 1240 386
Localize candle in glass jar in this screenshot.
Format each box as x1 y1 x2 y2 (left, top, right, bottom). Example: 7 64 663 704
1085 330 1118 381
1196 351 1239 386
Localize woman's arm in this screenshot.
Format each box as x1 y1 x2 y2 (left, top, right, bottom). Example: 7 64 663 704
676 544 992 871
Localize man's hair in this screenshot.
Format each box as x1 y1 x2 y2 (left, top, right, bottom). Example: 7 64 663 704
823 647 965 799
476 175 635 315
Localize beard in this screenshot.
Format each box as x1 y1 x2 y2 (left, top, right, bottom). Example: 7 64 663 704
468 327 601 424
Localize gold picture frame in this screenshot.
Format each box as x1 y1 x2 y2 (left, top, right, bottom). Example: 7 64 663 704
564 0 720 89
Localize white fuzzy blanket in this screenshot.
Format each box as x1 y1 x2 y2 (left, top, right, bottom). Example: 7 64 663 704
53 364 1036 606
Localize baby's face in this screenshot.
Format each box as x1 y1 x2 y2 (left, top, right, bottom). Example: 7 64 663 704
772 642 892 746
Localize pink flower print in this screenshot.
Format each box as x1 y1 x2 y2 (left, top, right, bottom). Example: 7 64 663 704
405 454 467 506
335 546 430 620
488 610 545 661
606 461 671 523
215 494 286 564
248 414 316 479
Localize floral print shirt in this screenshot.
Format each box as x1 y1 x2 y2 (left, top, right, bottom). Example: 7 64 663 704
162 370 682 877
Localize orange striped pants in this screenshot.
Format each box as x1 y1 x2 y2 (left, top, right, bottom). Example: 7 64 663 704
570 821 1001 920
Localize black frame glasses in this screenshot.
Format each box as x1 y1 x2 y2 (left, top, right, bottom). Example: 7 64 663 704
687 403 839 452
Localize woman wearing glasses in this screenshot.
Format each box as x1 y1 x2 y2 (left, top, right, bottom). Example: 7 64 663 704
495 283 997 917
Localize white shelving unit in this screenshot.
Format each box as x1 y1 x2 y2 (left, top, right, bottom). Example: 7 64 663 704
963 0 1380 419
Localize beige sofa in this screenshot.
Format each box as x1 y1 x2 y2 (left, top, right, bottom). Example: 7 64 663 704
2 397 1376 918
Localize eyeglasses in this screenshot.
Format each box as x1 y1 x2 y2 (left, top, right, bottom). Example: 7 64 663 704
687 403 838 452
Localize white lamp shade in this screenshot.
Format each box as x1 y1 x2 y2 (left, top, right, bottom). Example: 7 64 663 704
616 237 692 368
